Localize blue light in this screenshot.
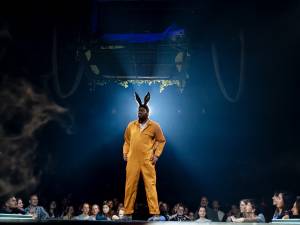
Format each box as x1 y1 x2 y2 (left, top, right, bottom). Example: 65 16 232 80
101 24 185 43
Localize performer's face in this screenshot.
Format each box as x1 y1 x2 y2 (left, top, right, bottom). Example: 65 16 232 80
138 107 148 120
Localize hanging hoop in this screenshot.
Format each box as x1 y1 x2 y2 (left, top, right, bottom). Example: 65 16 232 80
52 28 85 98
211 31 245 103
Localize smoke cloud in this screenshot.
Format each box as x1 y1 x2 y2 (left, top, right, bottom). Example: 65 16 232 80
0 76 68 196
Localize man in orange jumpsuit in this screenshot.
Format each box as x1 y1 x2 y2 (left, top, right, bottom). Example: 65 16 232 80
123 92 166 217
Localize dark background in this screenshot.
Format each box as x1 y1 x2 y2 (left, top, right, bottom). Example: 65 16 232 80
0 0 299 211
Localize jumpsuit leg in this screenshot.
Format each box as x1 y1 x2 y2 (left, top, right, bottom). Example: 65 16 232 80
141 160 160 215
124 161 141 214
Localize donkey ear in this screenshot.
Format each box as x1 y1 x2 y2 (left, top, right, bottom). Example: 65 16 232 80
144 92 150 105
135 92 142 106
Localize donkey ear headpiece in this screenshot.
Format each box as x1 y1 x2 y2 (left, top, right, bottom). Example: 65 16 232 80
135 92 150 112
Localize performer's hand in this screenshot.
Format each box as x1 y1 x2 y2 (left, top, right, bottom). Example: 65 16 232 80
123 154 128 161
151 155 159 165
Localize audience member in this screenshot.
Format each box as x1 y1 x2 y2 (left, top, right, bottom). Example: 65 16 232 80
73 203 90 220
24 194 49 220
195 206 211 223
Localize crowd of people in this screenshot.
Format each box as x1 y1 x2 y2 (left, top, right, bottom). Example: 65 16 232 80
0 192 299 222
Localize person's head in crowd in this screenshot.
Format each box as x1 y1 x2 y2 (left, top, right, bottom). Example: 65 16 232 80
48 201 58 218
188 211 195 220
63 206 75 220
107 200 113 209
113 198 119 209
172 203 179 214
200 196 209 207
17 198 24 210
65 206 74 216
91 204 100 216
291 197 300 217
4 196 17 210
198 206 207 219
81 203 90 216
231 204 240 217
275 191 293 214
117 203 124 211
160 202 169 215
102 201 112 218
212 200 220 211
240 199 249 215
176 204 185 216
29 194 39 207
184 207 189 215
245 199 258 216
49 201 56 209
118 207 125 219
272 192 279 206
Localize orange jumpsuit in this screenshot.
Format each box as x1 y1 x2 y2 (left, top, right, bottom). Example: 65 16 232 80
123 119 166 215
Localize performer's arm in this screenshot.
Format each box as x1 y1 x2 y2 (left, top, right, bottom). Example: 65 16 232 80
153 124 166 158
123 125 131 160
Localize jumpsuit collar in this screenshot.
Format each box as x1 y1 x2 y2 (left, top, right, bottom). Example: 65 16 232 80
134 119 152 132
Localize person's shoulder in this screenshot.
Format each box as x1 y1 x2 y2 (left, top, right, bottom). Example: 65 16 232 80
37 206 46 211
149 120 161 127
0 208 8 213
128 120 138 126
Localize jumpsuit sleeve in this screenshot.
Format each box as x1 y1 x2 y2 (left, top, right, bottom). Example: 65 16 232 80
123 124 131 156
153 124 166 158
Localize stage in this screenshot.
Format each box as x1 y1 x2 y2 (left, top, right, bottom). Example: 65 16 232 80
0 220 300 225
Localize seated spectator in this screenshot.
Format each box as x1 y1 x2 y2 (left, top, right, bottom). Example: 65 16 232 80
232 199 265 223
105 200 115 215
17 198 25 213
74 203 90 220
111 207 126 221
62 206 75 220
88 204 106 220
184 207 189 216
101 201 113 220
117 203 124 211
0 196 25 214
48 201 59 218
148 202 169 221
112 198 119 212
169 204 191 221
89 204 99 220
172 203 180 215
290 197 300 219
188 212 195 221
95 204 107 221
160 202 170 220
272 191 293 219
60 196 71 218
195 196 219 221
227 203 241 221
212 200 225 221
195 206 211 223
24 194 49 220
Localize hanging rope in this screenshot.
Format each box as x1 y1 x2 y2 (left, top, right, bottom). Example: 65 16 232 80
52 28 85 98
211 31 245 103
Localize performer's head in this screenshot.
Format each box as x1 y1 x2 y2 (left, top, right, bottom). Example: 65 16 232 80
135 92 150 123
138 106 149 121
